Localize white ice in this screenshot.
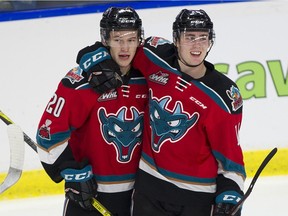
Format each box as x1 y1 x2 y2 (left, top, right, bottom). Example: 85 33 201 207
0 176 287 215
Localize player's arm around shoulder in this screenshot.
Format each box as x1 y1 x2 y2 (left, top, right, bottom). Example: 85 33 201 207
133 36 176 72
76 42 123 94
143 36 175 58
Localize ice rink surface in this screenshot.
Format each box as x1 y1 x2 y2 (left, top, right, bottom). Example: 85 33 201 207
0 176 287 216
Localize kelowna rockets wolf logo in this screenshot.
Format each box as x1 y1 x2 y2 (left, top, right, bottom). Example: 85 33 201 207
98 107 144 163
149 93 199 152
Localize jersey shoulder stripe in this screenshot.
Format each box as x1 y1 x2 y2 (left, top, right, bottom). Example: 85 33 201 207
193 81 231 113
143 47 180 75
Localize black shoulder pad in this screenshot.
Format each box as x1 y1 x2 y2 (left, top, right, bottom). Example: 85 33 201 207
76 41 104 64
144 36 175 57
61 67 89 89
202 61 243 114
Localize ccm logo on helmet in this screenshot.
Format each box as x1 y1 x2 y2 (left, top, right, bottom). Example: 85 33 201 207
118 17 136 23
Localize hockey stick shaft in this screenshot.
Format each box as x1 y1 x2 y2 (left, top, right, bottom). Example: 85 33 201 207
91 197 113 216
228 147 278 216
0 110 112 215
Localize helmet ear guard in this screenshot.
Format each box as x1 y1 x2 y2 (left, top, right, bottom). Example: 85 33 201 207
172 9 215 44
100 7 144 46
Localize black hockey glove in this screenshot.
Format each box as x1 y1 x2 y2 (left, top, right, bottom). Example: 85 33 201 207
212 191 242 216
60 159 98 211
77 45 123 94
87 59 123 94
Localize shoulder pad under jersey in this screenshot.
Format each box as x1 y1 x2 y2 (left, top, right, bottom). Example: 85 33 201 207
202 62 243 114
144 36 175 58
61 66 90 90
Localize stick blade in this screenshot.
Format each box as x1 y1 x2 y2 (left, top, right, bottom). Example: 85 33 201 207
0 168 22 194
0 124 25 194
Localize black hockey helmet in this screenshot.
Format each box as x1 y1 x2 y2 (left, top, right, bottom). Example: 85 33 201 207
173 9 214 43
100 7 143 45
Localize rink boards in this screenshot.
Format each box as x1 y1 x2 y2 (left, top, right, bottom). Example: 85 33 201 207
1 148 287 200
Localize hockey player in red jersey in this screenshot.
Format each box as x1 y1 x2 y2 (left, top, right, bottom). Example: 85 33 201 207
76 8 246 216
131 9 246 216
36 7 148 216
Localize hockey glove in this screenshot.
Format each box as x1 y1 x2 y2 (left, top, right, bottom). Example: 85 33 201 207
60 160 98 211
87 59 123 94
78 45 123 94
213 191 242 216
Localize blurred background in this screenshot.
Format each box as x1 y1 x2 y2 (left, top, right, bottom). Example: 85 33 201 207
0 1 122 11
0 0 287 202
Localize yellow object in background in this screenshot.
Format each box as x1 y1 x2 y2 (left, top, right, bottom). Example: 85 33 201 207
0 148 287 200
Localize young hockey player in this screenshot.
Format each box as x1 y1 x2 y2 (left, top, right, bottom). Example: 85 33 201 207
131 9 246 216
36 7 147 216
76 8 246 216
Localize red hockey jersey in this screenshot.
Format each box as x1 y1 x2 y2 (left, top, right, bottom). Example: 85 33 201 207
36 66 148 193
132 37 246 201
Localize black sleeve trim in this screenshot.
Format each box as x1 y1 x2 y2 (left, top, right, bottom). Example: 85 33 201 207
216 174 244 196
41 144 75 183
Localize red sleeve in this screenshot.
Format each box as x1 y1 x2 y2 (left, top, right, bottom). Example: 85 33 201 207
36 79 95 150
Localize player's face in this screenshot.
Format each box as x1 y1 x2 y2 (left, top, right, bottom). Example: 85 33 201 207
108 30 140 74
176 31 212 66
